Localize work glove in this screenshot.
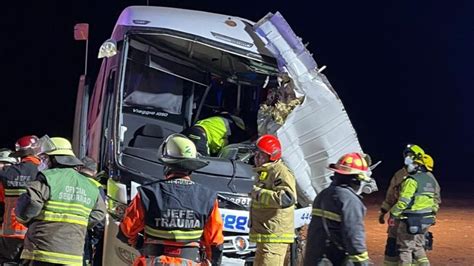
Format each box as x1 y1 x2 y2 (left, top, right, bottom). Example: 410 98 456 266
378 208 387 224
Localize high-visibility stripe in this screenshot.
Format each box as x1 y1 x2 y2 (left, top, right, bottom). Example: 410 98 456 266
44 201 92 217
144 239 200 247
37 211 88 226
46 200 92 213
21 249 82 265
4 189 26 196
417 257 430 263
348 251 369 262
312 208 341 222
44 205 90 217
399 197 411 204
403 208 434 214
249 233 295 243
145 226 203 240
1 228 27 236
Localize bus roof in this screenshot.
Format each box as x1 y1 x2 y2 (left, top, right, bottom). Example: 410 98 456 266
114 6 272 57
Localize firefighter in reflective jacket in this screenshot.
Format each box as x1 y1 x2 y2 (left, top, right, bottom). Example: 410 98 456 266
378 144 440 265
15 137 106 265
249 134 297 266
183 113 246 156
389 152 440 266
0 136 41 265
304 153 371 266
117 133 224 266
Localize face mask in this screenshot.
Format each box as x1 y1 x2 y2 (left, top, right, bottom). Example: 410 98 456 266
404 156 414 166
354 178 378 195
38 157 50 171
406 163 417 173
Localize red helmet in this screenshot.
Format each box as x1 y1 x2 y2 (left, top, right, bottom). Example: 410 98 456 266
328 152 370 181
256 134 282 161
13 135 40 157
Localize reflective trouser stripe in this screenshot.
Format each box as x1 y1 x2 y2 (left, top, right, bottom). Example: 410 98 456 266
37 211 88 226
145 226 203 241
312 208 341 222
249 233 295 243
21 249 82 265
44 200 92 217
348 251 369 262
4 188 26 196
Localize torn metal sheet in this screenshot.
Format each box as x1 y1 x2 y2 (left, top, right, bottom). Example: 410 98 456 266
254 12 377 206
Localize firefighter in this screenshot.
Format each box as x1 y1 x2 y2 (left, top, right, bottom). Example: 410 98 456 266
182 112 247 156
15 137 107 265
304 152 371 266
389 151 440 266
378 144 424 265
0 136 42 265
378 145 440 265
249 134 297 266
117 133 224 266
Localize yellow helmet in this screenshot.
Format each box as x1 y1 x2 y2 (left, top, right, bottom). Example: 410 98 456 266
47 137 75 156
416 154 434 171
403 144 425 160
46 137 83 166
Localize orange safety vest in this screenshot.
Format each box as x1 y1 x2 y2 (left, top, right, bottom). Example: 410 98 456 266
0 158 39 238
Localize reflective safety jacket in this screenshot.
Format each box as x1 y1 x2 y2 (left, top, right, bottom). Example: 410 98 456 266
0 156 39 239
390 171 440 218
15 168 106 265
118 176 224 263
381 168 441 213
195 115 245 155
249 160 296 243
304 183 369 266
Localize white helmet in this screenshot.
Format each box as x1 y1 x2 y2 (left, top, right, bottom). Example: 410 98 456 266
158 134 209 171
0 148 19 164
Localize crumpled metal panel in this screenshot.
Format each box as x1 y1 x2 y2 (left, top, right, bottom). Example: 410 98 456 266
254 12 365 206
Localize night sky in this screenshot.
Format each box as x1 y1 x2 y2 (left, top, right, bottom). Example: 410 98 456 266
2 1 473 185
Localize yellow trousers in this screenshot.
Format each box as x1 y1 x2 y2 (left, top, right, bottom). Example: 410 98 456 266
254 242 289 266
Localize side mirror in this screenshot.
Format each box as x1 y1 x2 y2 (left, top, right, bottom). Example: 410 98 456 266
98 39 118 59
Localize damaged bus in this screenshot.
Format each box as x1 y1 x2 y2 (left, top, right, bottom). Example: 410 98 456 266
74 6 299 265
73 5 376 265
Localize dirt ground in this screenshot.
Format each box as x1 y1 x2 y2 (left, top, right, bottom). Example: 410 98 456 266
293 184 474 266
364 188 474 266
